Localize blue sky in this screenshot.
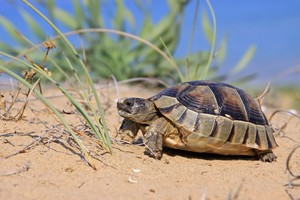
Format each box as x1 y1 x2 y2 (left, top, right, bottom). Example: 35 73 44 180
1 0 300 86
183 0 300 85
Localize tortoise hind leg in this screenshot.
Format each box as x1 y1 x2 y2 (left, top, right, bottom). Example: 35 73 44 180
255 150 277 162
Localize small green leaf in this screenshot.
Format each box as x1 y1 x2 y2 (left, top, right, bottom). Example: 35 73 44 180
0 42 12 53
139 7 178 42
231 44 256 75
216 36 227 64
113 1 125 30
201 11 213 45
72 0 84 28
45 0 56 19
20 10 45 40
86 0 101 27
53 8 77 30
167 0 187 12
0 16 26 46
123 8 136 30
139 14 153 38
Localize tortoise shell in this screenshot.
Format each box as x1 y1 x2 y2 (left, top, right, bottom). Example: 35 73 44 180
150 80 278 155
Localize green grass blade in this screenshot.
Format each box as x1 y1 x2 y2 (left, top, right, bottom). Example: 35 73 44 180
53 7 77 30
85 0 101 27
0 16 27 46
0 42 14 54
230 44 256 75
216 37 228 65
160 37 184 82
201 11 213 45
187 0 200 55
0 50 108 154
21 0 112 151
45 0 56 19
139 14 152 38
63 56 107 144
20 9 45 40
200 0 216 80
71 0 84 28
0 64 95 168
4 27 69 80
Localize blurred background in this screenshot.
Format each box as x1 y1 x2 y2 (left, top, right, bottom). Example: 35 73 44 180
0 0 299 88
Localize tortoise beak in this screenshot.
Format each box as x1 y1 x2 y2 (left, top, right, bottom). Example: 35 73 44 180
117 98 132 114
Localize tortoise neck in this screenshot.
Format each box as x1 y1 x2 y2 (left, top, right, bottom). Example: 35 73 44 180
139 100 159 124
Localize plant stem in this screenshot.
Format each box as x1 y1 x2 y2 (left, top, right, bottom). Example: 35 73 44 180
21 0 112 152
201 0 216 80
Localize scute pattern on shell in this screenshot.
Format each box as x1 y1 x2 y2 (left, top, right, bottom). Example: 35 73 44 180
151 80 267 125
150 80 278 153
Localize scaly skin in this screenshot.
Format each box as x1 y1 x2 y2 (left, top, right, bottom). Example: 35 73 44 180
256 150 277 162
143 117 169 159
119 119 140 143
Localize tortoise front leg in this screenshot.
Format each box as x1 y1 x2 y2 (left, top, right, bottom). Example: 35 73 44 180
119 119 139 143
144 117 168 159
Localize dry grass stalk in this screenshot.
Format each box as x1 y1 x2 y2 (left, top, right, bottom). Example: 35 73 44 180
0 38 55 121
269 109 300 190
286 145 300 187
254 82 270 107
0 160 31 177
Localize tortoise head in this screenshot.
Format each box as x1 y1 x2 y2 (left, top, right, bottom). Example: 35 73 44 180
117 97 157 124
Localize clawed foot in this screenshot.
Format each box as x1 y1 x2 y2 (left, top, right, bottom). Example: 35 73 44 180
144 147 162 160
119 129 135 143
257 151 277 162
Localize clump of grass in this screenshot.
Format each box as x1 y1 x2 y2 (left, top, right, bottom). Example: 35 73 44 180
0 0 189 83
0 0 258 169
0 0 113 169
159 0 256 83
0 0 186 169
0 0 256 84
0 38 54 121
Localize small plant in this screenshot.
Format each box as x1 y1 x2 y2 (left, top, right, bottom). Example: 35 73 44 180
177 0 256 83
0 0 255 84
0 0 113 169
0 0 190 82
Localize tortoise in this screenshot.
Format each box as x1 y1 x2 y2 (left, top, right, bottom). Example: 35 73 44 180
117 80 278 162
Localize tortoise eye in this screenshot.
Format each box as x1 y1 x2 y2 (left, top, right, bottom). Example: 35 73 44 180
125 99 134 107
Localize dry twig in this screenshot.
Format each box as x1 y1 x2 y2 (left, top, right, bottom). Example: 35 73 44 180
0 38 54 121
286 145 300 187
0 160 31 177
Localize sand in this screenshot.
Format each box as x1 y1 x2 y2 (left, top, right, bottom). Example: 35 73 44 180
0 83 299 200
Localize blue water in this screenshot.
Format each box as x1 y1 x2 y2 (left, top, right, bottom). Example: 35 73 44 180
0 0 300 86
